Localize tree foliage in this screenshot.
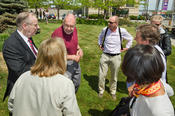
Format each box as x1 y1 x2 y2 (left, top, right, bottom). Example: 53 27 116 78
0 0 26 33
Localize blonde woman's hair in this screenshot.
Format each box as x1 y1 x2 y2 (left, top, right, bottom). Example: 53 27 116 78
31 38 67 77
151 15 164 23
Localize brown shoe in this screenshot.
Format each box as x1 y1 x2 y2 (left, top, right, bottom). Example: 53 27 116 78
98 93 103 98
111 94 116 100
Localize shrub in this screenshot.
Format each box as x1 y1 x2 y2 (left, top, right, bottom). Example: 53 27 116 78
88 14 104 19
129 15 137 20
3 12 17 19
0 33 9 51
76 18 108 26
0 15 16 33
0 23 8 33
137 15 145 20
119 18 134 27
129 15 146 20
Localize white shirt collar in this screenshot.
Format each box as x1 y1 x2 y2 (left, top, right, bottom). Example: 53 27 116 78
17 30 28 43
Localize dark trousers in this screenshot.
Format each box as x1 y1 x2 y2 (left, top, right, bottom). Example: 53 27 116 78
66 60 81 93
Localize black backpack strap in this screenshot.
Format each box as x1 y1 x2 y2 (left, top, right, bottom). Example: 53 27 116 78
102 27 108 48
130 96 137 109
119 27 123 50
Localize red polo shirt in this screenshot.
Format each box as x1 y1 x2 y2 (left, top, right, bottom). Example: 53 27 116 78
51 25 78 55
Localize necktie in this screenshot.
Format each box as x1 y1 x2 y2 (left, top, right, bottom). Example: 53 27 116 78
28 38 37 56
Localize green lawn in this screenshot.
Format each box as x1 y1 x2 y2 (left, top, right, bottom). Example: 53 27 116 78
0 22 174 116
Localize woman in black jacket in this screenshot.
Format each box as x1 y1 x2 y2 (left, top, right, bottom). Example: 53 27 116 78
151 15 172 58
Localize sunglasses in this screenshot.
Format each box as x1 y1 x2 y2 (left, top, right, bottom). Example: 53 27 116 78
108 21 116 24
155 24 161 26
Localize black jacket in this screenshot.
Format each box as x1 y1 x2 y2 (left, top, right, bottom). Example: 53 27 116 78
158 31 171 56
2 30 37 101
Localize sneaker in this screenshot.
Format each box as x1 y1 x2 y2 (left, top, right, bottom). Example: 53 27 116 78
111 94 116 100
98 93 103 98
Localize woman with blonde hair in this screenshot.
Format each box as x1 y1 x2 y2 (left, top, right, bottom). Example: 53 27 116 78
8 38 81 116
150 15 171 58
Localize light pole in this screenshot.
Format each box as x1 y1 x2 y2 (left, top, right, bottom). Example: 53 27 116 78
155 0 161 14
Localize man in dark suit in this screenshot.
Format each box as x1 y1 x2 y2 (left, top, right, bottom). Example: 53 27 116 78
2 12 39 101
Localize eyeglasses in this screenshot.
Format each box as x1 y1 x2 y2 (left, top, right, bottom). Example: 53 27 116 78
27 23 38 27
64 24 75 29
108 21 116 24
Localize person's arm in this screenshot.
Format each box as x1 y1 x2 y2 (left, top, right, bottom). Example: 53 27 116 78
161 79 174 97
8 80 18 113
62 81 81 116
67 54 80 62
76 45 83 58
98 27 106 50
162 33 171 56
120 28 133 52
3 41 32 78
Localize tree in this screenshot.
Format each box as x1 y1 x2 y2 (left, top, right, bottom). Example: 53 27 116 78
78 0 93 17
50 0 74 19
104 0 126 18
92 0 104 16
0 0 26 33
139 0 149 21
23 0 48 18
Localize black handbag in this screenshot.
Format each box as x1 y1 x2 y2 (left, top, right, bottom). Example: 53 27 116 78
110 97 136 116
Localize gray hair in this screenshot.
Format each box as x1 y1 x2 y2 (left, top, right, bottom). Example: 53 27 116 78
16 12 36 29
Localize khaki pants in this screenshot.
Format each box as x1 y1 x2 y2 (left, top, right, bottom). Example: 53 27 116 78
98 53 121 95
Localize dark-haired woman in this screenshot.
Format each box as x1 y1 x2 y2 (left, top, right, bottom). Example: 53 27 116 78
122 45 174 116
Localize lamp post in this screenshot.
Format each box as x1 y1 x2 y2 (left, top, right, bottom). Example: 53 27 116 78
155 0 161 14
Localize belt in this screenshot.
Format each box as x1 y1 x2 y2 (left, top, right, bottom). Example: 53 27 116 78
104 53 120 56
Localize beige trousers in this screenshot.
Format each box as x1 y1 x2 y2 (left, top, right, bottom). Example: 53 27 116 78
98 53 121 95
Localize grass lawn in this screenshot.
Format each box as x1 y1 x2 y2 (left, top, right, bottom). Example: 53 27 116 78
0 22 175 116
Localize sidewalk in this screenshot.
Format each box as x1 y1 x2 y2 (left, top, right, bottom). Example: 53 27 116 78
171 38 175 46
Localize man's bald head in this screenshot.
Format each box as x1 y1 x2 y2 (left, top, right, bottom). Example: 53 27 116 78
63 13 76 35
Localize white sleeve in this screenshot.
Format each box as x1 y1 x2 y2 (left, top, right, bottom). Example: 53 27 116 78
98 27 107 45
120 28 133 48
161 79 174 97
8 82 17 113
62 81 81 116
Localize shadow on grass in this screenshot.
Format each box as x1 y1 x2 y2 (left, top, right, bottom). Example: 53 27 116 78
83 74 128 94
84 74 118 94
83 74 99 93
117 81 128 94
88 109 112 116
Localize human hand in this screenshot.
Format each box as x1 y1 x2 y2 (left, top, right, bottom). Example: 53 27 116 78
99 45 104 51
120 48 128 52
73 55 81 62
76 48 83 58
128 84 135 97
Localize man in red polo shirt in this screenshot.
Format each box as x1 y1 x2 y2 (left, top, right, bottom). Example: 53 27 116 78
52 13 83 93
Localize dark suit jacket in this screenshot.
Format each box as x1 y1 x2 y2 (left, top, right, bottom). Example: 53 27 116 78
2 30 37 101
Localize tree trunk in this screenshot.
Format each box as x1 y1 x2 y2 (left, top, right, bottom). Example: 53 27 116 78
57 6 60 20
35 7 38 19
155 0 160 14
145 0 149 22
104 9 107 19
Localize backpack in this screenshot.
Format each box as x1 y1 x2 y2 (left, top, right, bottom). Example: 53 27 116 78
110 97 136 116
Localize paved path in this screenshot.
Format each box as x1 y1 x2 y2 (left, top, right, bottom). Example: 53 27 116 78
171 38 175 46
